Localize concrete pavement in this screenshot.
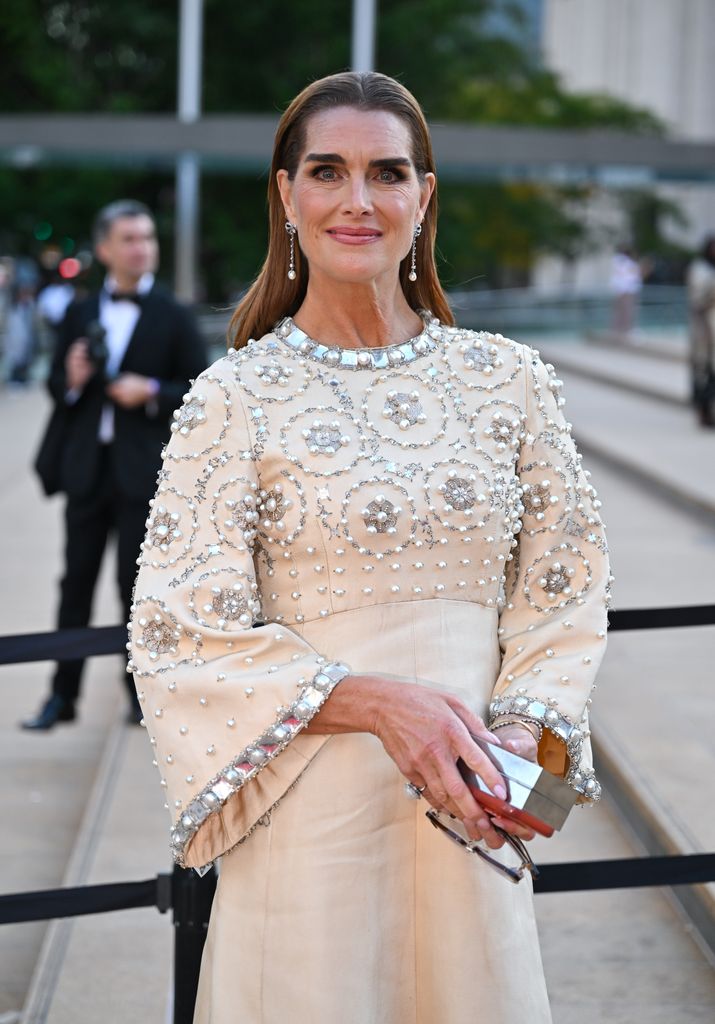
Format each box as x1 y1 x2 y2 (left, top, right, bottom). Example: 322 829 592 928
1 350 714 1021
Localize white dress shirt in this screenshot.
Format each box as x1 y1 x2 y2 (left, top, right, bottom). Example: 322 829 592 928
97 272 155 442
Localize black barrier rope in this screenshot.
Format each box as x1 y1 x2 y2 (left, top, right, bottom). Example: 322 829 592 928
532 852 715 893
608 603 715 632
0 624 126 666
1 853 714 926
0 876 171 925
0 604 713 667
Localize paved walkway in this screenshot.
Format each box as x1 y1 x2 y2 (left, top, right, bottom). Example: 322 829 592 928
539 335 690 405
1 368 713 1022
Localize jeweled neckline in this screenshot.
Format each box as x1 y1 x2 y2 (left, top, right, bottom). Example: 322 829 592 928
273 312 448 371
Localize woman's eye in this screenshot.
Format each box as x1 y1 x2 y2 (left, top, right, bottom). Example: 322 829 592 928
314 166 338 181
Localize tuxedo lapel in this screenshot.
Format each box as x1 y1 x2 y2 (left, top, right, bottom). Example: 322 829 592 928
118 288 160 373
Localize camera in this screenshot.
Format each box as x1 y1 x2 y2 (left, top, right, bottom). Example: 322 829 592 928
85 320 110 380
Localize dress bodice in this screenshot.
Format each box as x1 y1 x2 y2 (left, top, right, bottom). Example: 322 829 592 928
129 315 610 870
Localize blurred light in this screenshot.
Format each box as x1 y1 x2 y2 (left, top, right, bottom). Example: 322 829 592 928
11 146 43 168
34 222 53 241
59 257 81 279
39 245 62 270
77 249 93 270
61 236 75 254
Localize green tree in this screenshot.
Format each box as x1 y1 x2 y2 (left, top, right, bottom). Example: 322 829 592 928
0 1 673 297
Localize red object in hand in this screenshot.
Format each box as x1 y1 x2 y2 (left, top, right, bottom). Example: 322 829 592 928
459 776 555 837
457 735 578 838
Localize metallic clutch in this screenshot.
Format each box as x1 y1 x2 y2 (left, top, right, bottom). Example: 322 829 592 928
457 736 579 837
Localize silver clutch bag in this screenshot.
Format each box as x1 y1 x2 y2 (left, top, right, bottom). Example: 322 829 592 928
457 736 579 836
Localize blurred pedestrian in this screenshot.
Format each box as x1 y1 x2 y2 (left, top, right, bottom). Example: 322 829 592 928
4 283 41 387
37 272 76 327
23 199 207 730
610 244 642 337
686 234 715 428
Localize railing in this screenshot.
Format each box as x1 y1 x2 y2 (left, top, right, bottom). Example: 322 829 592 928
1 601 714 1023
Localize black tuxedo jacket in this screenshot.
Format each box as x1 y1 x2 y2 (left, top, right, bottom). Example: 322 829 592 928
47 284 208 502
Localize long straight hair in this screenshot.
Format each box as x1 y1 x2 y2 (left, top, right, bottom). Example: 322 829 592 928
229 71 454 349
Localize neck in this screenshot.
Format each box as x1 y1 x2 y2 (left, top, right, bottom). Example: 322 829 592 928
111 271 145 293
292 273 423 349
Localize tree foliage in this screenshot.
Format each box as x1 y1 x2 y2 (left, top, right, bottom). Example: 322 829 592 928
0 1 674 296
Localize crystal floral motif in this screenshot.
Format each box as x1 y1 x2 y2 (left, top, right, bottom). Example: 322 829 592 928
144 506 182 552
382 390 427 431
253 360 293 387
484 412 524 452
538 561 575 599
521 480 558 521
258 486 292 529
362 494 401 534
139 618 177 655
208 585 255 627
302 420 350 456
461 340 504 374
171 394 207 436
220 493 260 546
439 475 477 511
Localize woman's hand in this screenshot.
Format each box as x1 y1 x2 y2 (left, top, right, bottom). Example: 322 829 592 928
306 673 526 849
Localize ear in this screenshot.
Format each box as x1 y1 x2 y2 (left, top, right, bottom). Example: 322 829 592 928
276 169 297 226
418 172 436 223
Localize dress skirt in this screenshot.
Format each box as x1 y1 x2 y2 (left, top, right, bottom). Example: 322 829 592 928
193 600 552 1023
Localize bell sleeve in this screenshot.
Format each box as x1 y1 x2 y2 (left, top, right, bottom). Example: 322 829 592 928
128 352 350 870
488 348 613 801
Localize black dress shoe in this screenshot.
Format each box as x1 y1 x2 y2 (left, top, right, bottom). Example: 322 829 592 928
21 695 76 731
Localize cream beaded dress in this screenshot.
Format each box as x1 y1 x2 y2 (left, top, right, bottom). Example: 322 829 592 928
129 314 610 1024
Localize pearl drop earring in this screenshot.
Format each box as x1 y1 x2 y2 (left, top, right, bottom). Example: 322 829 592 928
285 221 297 281
409 223 422 282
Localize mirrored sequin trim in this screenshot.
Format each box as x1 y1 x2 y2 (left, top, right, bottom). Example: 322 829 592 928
169 660 351 866
489 692 601 801
273 312 447 371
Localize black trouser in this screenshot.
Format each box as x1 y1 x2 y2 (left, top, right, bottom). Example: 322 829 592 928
51 446 149 705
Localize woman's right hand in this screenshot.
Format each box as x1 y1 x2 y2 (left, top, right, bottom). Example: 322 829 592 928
307 672 519 849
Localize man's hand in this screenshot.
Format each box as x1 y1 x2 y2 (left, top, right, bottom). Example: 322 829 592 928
106 373 156 409
65 340 95 392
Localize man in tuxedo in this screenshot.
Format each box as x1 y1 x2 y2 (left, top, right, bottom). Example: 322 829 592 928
23 199 207 730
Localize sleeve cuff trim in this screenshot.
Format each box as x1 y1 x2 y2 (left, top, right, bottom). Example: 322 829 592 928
489 692 601 801
169 660 350 865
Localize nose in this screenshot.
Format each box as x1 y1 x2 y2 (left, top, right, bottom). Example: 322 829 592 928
342 174 374 216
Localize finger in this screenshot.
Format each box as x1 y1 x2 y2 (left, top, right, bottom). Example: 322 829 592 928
446 699 502 745
490 815 536 842
454 731 507 800
502 735 538 763
464 817 506 848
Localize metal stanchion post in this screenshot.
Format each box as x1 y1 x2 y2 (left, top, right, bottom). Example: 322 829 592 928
172 863 217 1024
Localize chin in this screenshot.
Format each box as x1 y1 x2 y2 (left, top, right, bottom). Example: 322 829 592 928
317 257 393 286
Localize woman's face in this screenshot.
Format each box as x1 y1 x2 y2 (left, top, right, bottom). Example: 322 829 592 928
277 107 435 288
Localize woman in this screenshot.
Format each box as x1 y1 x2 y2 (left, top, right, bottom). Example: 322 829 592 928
129 71 610 1023
687 235 715 428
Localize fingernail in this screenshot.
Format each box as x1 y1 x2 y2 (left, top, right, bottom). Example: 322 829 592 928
494 783 507 800
487 731 502 745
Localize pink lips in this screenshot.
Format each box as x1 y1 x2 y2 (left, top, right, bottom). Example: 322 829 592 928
326 226 383 245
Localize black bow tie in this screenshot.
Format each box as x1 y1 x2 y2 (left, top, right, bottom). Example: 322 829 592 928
108 291 144 305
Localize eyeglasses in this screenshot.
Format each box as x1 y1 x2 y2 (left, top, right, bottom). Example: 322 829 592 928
426 809 539 885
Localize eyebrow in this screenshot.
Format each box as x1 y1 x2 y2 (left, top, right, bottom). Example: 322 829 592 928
303 153 412 168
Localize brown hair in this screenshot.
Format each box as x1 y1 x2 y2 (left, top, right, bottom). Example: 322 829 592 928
228 71 454 349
